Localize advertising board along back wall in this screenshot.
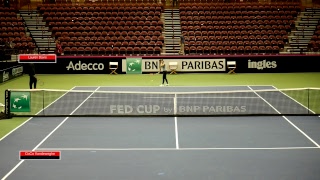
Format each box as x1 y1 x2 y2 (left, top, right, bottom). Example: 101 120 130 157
30 55 320 74
122 59 226 73
0 66 24 83
32 57 123 74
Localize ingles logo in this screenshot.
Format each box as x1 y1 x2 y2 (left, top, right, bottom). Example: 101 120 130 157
248 59 277 70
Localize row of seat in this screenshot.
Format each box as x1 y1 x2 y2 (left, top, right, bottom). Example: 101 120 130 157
40 6 163 13
54 30 163 37
181 19 295 26
42 11 161 18
1 22 25 27
0 12 19 17
0 7 16 12
60 40 163 48
184 45 280 54
308 23 320 52
0 27 26 32
181 20 294 27
38 3 163 13
57 35 164 42
63 46 162 55
51 26 163 33
180 6 301 13
183 30 291 39
308 41 320 52
179 2 301 8
182 25 291 31
180 10 298 16
0 41 36 53
181 21 293 27
185 40 285 47
46 20 163 28
0 32 28 38
183 30 289 36
184 35 288 42
311 35 320 41
46 16 161 23
82 0 164 3
38 2 163 8
2 36 33 42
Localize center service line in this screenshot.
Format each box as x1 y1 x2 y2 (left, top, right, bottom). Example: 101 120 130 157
174 93 179 149
175 117 180 149
1 87 101 180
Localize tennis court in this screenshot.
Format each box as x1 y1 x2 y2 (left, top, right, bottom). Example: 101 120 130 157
1 86 320 180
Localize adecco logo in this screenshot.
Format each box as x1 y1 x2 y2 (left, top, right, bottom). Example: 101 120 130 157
12 66 23 76
66 61 105 71
248 59 277 70
3 71 9 82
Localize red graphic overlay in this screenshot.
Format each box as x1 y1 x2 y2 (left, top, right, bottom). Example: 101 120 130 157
18 54 57 63
20 151 61 160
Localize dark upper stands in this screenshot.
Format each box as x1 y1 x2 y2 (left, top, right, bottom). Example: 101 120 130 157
179 2 301 54
309 24 320 52
0 6 36 56
38 3 165 55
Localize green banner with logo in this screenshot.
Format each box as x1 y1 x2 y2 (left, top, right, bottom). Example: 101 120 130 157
126 58 142 74
10 92 31 112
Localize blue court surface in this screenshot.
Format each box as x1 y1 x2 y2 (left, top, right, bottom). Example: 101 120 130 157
1 86 320 180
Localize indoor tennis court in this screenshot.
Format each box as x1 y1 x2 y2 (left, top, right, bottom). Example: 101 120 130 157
0 86 320 180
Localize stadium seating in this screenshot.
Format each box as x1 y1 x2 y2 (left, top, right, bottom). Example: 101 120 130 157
0 7 36 55
38 3 164 55
179 2 300 54
308 24 320 52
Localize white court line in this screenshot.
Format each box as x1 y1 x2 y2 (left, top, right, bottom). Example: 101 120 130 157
175 117 179 149
174 93 179 149
75 85 275 88
35 147 319 151
0 86 77 142
88 96 260 99
1 87 100 180
247 86 320 149
271 86 319 117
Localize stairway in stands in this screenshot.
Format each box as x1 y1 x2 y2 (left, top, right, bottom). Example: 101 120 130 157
19 10 55 54
286 7 320 53
163 9 181 55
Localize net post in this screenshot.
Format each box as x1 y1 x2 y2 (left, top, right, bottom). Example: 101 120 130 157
4 90 12 119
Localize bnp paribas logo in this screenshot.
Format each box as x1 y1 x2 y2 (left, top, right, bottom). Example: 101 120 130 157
126 58 142 74
10 92 31 112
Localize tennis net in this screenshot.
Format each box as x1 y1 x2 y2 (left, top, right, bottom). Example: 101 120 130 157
3 88 320 118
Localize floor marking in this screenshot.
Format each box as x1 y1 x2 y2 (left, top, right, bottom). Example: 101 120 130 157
0 86 76 142
248 86 320 149
175 117 179 149
1 87 100 180
35 147 319 151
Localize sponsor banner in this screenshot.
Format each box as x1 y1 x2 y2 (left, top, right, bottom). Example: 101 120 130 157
31 55 319 74
108 105 247 115
226 56 319 73
33 58 123 74
10 91 31 112
19 54 57 63
122 59 226 72
0 65 24 83
20 151 61 160
126 58 142 74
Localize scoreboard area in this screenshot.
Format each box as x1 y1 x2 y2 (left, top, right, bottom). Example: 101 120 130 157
18 54 57 63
